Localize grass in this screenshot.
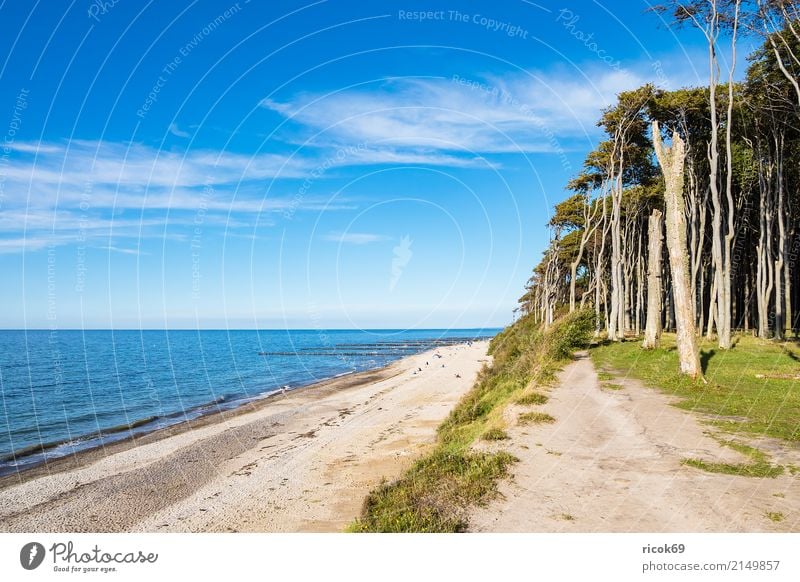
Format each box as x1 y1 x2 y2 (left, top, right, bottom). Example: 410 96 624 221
516 392 549 405
683 430 784 477
681 457 784 478
518 412 556 425
765 511 785 522
591 334 800 443
348 309 594 532
345 450 516 532
481 428 509 441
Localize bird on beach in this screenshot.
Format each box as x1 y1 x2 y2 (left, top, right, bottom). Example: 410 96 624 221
281 385 289 395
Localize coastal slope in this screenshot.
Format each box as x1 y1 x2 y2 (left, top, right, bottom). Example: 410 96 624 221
0 341 489 532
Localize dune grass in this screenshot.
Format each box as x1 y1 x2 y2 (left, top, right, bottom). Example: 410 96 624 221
591 334 800 443
518 411 556 425
481 428 510 441
348 309 594 532
516 392 549 405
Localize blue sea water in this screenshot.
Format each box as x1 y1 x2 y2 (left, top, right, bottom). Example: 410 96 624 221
0 328 498 475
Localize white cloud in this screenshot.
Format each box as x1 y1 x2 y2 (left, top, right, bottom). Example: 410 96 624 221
100 245 143 255
323 231 391 245
261 60 703 155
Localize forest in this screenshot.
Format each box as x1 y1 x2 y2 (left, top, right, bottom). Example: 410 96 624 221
519 1 800 376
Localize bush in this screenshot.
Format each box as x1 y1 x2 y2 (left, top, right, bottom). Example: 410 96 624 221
546 308 595 360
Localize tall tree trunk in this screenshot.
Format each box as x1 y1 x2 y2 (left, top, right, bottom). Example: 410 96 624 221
608 176 623 341
775 133 786 339
653 122 702 378
643 209 664 349
706 276 717 340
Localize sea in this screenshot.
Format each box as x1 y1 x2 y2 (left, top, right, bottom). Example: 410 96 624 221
0 328 499 476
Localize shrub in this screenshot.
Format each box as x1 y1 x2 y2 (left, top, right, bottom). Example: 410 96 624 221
546 308 595 360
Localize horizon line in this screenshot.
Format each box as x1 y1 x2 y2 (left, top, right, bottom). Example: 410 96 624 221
0 326 505 332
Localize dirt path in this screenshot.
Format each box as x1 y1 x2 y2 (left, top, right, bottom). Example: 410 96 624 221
0 342 489 533
469 351 800 532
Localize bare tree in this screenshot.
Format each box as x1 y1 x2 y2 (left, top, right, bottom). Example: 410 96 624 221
569 193 601 312
643 209 664 349
653 122 702 377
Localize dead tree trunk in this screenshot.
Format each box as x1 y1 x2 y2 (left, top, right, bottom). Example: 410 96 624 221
653 122 702 378
643 209 664 349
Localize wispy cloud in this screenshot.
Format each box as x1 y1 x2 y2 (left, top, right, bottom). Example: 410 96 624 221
0 140 358 254
324 231 391 245
261 60 701 154
168 123 191 138
97 245 144 255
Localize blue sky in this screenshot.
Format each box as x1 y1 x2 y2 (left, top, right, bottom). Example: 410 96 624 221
0 0 744 329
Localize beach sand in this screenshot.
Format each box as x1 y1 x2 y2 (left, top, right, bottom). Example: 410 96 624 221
0 341 490 532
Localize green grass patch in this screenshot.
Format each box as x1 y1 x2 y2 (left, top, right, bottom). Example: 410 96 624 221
347 451 516 532
591 335 800 442
681 458 784 478
350 309 595 532
601 382 624 390
481 428 509 441
683 435 785 478
516 392 549 405
518 412 556 425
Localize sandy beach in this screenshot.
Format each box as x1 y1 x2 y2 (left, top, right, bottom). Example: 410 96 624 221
0 341 490 532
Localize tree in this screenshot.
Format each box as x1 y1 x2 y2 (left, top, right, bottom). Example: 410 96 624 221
653 122 702 377
643 209 664 349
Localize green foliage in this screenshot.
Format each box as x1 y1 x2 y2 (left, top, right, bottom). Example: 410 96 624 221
348 451 516 533
549 193 587 231
547 308 595 359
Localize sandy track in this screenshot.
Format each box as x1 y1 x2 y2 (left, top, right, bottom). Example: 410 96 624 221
0 342 489 533
470 352 800 532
